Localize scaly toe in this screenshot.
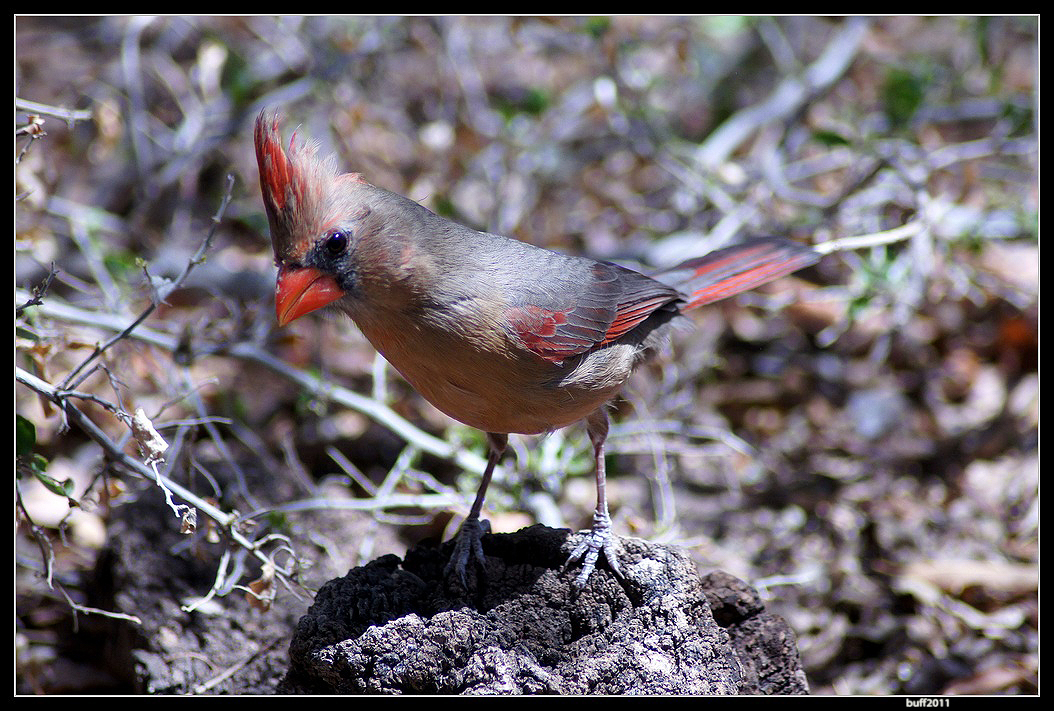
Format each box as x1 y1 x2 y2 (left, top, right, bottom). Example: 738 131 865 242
444 517 490 587
562 515 623 589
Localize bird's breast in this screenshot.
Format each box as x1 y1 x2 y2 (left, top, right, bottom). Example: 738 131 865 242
348 304 630 435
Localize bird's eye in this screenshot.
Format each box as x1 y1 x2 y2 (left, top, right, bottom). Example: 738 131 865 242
323 229 349 257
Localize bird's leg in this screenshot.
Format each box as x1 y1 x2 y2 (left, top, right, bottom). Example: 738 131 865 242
445 432 508 586
563 407 623 589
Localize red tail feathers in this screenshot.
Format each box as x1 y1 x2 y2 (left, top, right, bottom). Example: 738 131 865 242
653 238 818 312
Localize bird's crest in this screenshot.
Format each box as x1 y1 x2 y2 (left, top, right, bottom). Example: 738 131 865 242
254 111 364 262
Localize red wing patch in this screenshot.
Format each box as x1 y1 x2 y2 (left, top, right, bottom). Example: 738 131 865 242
506 262 682 365
506 305 581 363
599 294 680 343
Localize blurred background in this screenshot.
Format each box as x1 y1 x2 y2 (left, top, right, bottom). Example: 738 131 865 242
16 16 1037 694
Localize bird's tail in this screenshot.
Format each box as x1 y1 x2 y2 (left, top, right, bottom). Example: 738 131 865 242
652 237 819 312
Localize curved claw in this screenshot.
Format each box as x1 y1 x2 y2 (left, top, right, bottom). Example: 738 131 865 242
444 517 491 587
562 511 623 590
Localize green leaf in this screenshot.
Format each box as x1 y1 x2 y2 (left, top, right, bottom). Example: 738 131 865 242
16 415 36 456
496 87 551 121
582 17 611 39
34 470 74 498
882 67 926 129
32 453 50 475
811 129 851 147
16 325 39 341
433 194 458 220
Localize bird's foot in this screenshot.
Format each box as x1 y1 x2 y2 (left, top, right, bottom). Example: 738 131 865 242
562 511 623 590
444 516 491 587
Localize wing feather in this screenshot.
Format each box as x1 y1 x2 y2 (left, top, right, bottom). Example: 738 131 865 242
505 262 682 364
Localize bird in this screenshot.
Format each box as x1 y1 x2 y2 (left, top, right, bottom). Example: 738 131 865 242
254 111 820 589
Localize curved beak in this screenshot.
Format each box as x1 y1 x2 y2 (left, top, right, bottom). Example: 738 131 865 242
275 265 344 326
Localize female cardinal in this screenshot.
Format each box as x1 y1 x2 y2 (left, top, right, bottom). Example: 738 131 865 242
254 111 819 589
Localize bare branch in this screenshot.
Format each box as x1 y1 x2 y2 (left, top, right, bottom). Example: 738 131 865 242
813 220 925 256
58 173 235 391
14 367 286 577
15 263 58 316
16 97 94 126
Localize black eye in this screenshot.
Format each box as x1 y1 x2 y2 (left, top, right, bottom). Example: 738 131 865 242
323 229 349 257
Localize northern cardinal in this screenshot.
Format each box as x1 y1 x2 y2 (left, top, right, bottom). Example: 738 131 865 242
255 111 819 589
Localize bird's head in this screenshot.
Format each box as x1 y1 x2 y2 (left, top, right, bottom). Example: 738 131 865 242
254 111 371 326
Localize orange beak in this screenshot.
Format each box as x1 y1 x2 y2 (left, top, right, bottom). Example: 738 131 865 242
275 265 344 326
